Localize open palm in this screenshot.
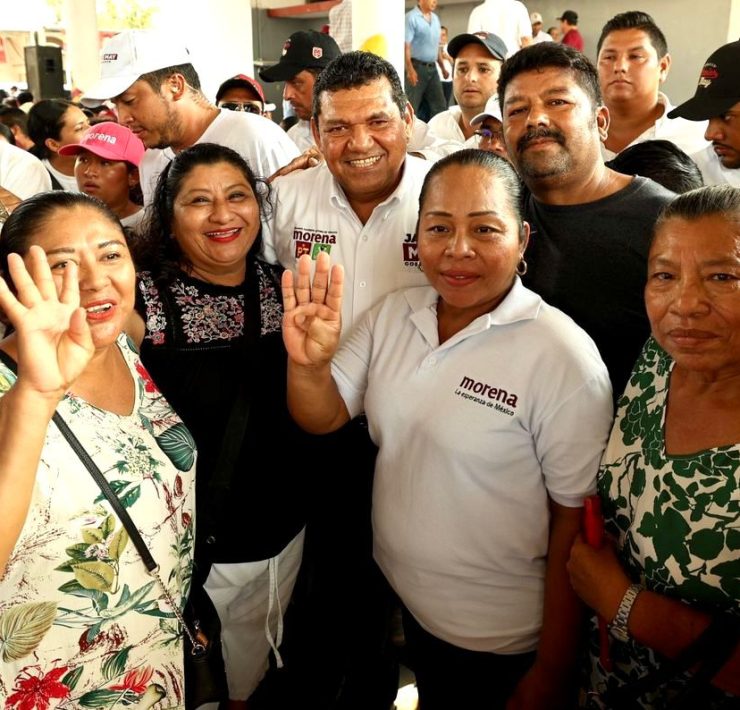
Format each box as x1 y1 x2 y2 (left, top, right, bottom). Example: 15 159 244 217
0 246 94 398
281 252 344 367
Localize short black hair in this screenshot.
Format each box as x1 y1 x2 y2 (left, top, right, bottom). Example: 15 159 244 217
16 90 33 104
0 107 29 135
139 63 202 94
312 51 407 120
607 140 703 194
597 11 668 58
498 43 602 112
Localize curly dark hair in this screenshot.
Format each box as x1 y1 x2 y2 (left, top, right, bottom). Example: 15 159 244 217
139 143 271 280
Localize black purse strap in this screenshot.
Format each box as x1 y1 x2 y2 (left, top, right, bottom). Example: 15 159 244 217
0 347 206 653
0 349 156 571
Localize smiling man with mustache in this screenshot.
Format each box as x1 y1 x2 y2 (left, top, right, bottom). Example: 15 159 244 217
499 42 675 396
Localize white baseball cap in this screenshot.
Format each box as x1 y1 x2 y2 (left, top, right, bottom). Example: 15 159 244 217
471 94 503 126
530 12 544 24
83 30 192 104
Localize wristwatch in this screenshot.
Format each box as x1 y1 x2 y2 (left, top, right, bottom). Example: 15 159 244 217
610 583 643 642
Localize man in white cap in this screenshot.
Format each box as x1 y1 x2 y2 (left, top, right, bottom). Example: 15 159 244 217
530 12 553 44
468 94 508 158
428 32 506 144
83 30 299 203
668 40 740 187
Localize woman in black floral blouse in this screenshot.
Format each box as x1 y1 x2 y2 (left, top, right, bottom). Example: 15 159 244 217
568 186 740 709
128 143 315 709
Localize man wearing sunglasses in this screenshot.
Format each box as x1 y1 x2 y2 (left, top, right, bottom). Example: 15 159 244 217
216 74 276 119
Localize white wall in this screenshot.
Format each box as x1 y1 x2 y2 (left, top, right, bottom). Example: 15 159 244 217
429 0 733 103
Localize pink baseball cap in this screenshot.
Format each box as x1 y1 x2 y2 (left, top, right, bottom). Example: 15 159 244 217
59 121 145 167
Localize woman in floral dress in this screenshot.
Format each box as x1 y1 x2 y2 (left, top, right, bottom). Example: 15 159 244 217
0 192 195 708
568 186 740 708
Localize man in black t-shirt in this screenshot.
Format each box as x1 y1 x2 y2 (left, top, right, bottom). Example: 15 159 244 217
499 43 675 397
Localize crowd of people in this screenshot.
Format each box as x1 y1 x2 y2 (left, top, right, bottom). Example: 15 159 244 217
0 6 738 710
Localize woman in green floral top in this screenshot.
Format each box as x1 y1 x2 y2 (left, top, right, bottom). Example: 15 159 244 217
0 192 195 707
568 186 740 708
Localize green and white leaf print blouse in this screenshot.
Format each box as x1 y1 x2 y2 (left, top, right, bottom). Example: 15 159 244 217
0 335 196 708
589 337 739 708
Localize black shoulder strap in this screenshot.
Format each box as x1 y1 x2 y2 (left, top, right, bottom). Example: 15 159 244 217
46 169 64 191
0 349 157 571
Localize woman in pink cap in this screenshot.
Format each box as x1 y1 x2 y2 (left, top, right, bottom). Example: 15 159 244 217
60 122 146 234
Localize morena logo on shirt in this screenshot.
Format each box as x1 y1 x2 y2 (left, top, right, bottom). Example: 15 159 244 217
293 227 336 260
455 375 518 416
403 233 421 269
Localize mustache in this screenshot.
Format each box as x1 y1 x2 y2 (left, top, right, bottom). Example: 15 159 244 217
517 127 566 152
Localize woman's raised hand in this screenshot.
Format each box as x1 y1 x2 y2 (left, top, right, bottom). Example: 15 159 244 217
282 252 343 367
0 246 94 401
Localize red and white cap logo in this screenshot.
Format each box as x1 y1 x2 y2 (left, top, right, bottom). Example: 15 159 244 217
312 47 323 59
282 40 291 56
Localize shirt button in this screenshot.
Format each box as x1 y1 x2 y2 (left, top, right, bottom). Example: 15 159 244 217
359 281 366 288
427 357 436 366
362 235 369 241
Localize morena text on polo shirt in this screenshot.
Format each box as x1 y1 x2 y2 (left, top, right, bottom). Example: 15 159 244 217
455 375 519 415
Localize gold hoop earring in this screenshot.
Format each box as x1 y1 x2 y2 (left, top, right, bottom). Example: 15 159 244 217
516 258 528 276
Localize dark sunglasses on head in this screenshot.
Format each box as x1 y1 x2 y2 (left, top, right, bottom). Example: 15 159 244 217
218 101 263 114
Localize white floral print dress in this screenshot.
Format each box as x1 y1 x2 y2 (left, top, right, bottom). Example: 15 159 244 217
0 335 196 709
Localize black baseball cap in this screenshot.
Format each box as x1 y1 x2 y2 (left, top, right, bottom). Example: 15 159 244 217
259 31 341 82
668 41 740 121
447 32 507 62
557 10 578 24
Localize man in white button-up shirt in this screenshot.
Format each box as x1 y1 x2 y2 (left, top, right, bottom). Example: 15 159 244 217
597 11 708 161
264 52 432 334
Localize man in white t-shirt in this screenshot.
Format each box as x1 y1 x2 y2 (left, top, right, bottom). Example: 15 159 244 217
260 30 342 153
428 32 506 144
669 40 740 188
530 12 553 44
82 30 299 204
597 11 708 161
467 0 532 57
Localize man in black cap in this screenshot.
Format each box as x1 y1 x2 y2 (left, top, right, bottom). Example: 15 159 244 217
559 10 584 52
668 40 740 188
260 30 341 151
427 31 506 144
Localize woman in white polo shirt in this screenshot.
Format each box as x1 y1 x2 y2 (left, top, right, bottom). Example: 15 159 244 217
282 149 614 709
